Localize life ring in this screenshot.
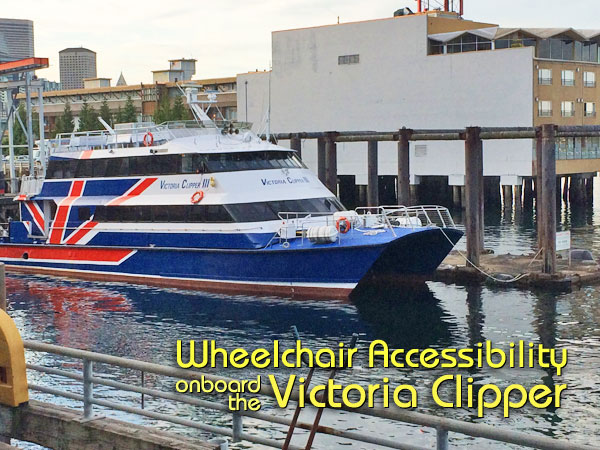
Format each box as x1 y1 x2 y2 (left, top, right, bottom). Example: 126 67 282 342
191 190 204 204
335 216 351 234
143 132 154 147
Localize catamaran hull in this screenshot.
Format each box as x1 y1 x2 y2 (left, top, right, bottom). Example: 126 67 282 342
0 228 462 299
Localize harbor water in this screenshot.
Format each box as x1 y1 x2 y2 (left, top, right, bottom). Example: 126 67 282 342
7 185 600 449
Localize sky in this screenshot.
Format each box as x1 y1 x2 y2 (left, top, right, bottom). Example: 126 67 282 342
5 0 600 85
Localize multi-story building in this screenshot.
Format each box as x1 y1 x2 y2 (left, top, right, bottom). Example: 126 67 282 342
237 9 600 200
59 47 97 90
23 76 237 131
0 18 34 62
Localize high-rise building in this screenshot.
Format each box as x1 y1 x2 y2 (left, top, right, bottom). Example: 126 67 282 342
59 47 97 90
0 18 34 62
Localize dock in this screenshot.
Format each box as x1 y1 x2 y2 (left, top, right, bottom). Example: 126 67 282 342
436 251 600 290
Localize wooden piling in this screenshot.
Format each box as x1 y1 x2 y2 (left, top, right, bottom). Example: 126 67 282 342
586 176 594 206
367 140 379 207
514 184 523 210
502 185 513 210
452 185 462 208
464 127 483 266
325 132 338 195
523 177 534 208
398 128 411 206
317 137 326 185
563 175 569 203
541 124 557 274
535 128 544 251
290 134 302 158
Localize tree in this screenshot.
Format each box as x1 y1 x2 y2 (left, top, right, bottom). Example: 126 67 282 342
121 95 137 123
171 95 189 121
55 101 75 135
77 101 101 131
99 100 113 127
153 95 172 124
115 106 123 124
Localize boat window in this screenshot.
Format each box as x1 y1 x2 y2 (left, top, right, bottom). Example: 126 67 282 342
76 159 93 178
78 207 91 221
92 159 109 178
92 198 344 224
129 156 151 175
45 151 306 180
181 154 195 173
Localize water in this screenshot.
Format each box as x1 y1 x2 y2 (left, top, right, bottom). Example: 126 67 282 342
6 191 600 449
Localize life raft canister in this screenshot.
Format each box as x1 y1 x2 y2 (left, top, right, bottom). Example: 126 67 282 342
335 216 351 234
143 132 154 147
191 190 204 204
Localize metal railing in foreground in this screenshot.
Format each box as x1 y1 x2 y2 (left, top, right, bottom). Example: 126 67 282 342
23 340 592 450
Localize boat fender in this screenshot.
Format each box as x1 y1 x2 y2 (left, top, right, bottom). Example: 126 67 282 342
191 191 204 204
335 217 351 234
143 132 154 147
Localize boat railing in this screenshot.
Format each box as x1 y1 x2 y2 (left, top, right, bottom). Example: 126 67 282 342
17 175 44 197
380 205 456 229
52 120 254 154
277 206 456 246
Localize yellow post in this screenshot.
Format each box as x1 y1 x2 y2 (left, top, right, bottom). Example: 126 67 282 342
0 309 28 406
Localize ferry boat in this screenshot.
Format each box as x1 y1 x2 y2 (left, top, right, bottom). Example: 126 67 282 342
0 88 462 298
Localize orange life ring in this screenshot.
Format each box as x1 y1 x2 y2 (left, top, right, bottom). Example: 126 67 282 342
143 132 154 147
335 216 351 234
191 190 204 204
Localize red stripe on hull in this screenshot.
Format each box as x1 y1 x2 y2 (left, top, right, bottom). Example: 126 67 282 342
0 246 132 263
4 265 354 300
64 221 99 245
108 177 157 206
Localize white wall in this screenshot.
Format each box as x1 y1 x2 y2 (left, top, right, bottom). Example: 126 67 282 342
238 15 535 182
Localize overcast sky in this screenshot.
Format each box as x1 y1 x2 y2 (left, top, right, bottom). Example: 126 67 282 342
5 0 600 85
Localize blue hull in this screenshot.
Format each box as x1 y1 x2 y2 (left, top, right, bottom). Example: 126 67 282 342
0 227 462 298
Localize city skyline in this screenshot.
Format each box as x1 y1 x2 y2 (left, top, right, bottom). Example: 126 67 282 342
4 0 600 86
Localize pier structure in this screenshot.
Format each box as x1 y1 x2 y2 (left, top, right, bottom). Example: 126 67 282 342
0 57 49 192
237 7 600 220
269 124 600 275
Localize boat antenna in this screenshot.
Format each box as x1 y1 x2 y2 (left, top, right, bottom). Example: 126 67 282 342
176 83 217 124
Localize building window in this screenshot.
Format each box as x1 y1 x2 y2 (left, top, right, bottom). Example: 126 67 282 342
446 33 491 54
585 102 596 117
584 71 596 87
538 68 552 85
338 54 359 65
561 101 575 117
538 101 552 117
561 70 575 86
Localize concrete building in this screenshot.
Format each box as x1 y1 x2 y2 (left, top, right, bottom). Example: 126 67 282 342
152 58 196 83
237 9 600 202
59 47 97 90
0 18 34 62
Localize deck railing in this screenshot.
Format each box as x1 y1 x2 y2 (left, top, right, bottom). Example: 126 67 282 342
23 340 594 450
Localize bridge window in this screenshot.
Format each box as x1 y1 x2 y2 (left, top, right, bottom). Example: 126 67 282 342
93 197 344 224
46 151 305 180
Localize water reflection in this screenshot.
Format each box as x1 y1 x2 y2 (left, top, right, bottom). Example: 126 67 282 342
350 282 455 348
